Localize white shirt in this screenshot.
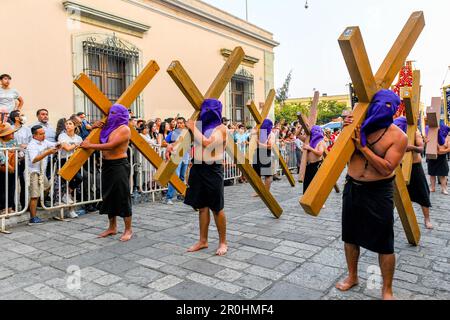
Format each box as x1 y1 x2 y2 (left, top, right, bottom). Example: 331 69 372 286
26 138 57 173
58 132 82 158
294 137 303 150
12 124 32 146
0 87 20 113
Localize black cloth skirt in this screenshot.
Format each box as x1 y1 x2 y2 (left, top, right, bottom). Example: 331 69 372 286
184 163 224 213
342 175 395 255
428 154 449 177
100 158 132 218
303 161 322 194
252 147 273 177
408 163 431 208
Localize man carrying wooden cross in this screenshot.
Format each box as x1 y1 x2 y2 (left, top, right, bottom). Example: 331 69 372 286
336 90 407 300
394 116 433 229
184 99 229 256
299 125 326 194
80 104 133 242
427 125 450 194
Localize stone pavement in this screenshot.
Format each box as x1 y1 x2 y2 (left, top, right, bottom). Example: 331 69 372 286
1 173 450 300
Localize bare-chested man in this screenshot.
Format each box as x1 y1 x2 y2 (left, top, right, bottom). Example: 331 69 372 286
300 125 326 194
428 126 450 195
80 104 133 242
336 90 407 300
184 99 228 256
394 117 433 229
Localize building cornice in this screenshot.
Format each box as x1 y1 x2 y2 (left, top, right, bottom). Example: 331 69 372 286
220 49 259 65
158 0 279 47
63 1 151 34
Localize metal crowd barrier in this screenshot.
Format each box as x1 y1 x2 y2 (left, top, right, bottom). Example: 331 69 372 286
0 147 29 233
41 150 103 221
129 145 169 203
0 138 296 233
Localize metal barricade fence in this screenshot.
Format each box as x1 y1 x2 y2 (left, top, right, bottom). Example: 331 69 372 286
129 145 169 203
41 150 103 221
1 139 297 233
283 142 298 171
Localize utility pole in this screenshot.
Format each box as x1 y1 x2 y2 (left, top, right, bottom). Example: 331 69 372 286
245 0 248 21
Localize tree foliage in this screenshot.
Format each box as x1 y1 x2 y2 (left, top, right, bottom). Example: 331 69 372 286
276 70 293 106
275 100 348 125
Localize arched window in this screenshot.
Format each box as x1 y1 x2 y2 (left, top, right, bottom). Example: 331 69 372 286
81 34 142 120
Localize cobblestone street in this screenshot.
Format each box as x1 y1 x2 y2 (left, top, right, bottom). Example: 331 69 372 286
1 173 449 300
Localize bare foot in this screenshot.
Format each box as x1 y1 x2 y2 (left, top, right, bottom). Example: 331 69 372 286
336 277 359 292
98 229 117 238
188 241 208 253
425 219 434 230
382 292 396 300
216 243 228 256
120 230 133 242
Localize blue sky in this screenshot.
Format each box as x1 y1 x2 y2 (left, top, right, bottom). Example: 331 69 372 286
203 0 449 104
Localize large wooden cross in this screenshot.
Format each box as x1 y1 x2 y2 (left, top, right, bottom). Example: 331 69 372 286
59 61 187 195
154 47 283 218
300 12 425 246
297 91 320 183
425 97 442 160
400 69 421 184
154 47 245 187
246 90 296 187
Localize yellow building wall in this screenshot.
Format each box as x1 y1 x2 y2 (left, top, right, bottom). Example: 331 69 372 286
0 0 276 126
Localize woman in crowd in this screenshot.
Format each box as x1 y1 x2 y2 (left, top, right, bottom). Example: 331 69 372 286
56 118 83 218
158 121 170 147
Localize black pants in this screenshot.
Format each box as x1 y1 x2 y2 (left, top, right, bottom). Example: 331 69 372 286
0 171 16 210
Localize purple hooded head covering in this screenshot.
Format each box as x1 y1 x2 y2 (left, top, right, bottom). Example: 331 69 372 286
260 119 273 143
310 125 324 149
438 125 450 146
100 104 129 144
198 99 223 138
393 116 407 133
360 90 401 147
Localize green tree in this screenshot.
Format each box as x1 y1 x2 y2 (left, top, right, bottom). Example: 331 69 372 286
275 102 309 124
276 70 293 106
275 100 349 126
317 100 348 125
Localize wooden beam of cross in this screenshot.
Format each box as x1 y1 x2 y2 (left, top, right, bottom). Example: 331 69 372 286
59 61 187 195
297 91 320 183
400 69 421 184
246 90 296 187
154 48 283 218
154 47 245 187
300 12 425 246
296 102 340 193
425 97 442 160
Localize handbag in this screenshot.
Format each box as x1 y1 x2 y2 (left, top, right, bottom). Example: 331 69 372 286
0 150 15 173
